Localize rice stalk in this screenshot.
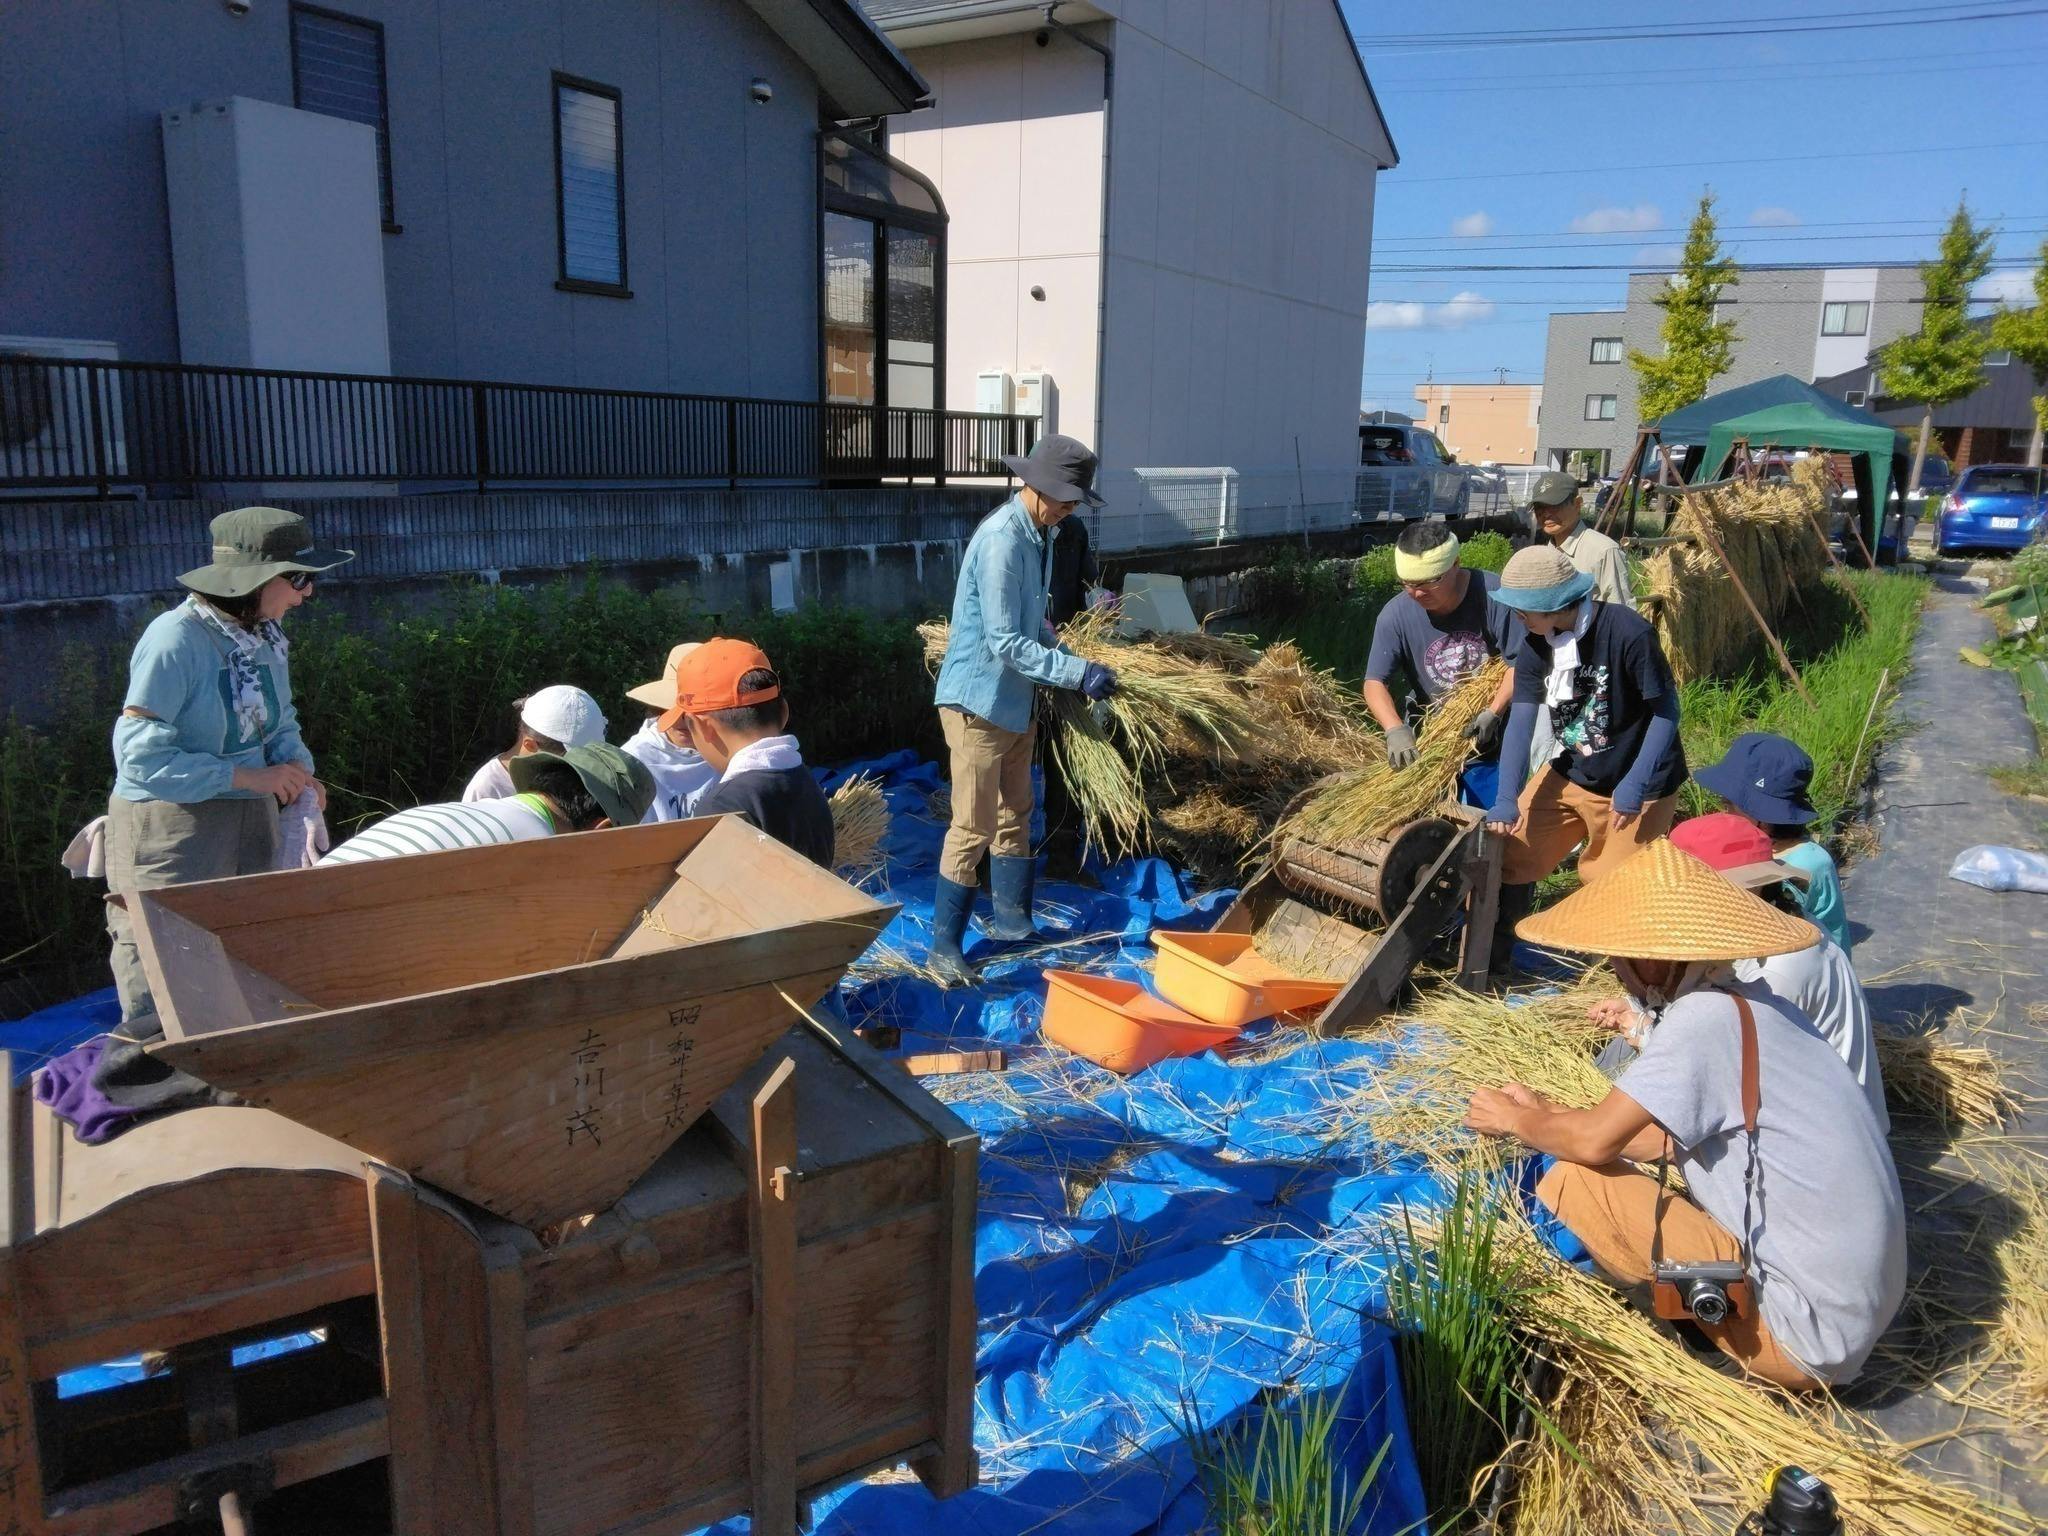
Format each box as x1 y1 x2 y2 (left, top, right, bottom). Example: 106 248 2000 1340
1178 1386 1391 1536
828 773 889 885
1870 1028 2018 1130
1988 1161 2048 1428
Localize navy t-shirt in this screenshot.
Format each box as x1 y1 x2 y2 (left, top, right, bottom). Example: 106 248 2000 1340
1364 569 1522 705
697 766 837 870
1512 600 1687 798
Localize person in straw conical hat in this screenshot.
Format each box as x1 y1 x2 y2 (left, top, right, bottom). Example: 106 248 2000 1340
1465 839 1906 1390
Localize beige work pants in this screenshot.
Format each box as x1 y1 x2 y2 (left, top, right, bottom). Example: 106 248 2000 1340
939 707 1035 886
1501 765 1677 886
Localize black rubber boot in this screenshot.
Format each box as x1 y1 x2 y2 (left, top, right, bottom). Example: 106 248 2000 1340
1488 882 1535 989
928 876 979 988
981 854 1042 943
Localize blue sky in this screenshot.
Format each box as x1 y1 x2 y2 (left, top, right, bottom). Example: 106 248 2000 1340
1339 1 2048 418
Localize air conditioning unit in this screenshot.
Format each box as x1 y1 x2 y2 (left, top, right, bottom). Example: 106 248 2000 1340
0 335 128 489
975 369 1014 415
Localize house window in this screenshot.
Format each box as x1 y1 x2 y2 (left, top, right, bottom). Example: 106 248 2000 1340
291 5 395 227
1820 301 1869 337
1438 404 1450 424
1589 336 1623 364
1986 348 2012 367
1584 394 1617 421
1845 390 1866 407
554 75 627 294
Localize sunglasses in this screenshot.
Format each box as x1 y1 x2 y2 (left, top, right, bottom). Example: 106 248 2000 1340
285 571 316 592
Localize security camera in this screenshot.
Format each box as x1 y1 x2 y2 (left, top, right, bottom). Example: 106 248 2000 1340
224 0 251 14
1035 29 1050 46
750 77 773 105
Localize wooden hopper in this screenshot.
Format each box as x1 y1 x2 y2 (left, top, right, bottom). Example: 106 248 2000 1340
129 817 896 1230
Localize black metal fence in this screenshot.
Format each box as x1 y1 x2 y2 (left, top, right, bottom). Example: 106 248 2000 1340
0 356 1038 494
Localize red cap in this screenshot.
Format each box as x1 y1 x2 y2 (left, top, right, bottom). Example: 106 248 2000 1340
1668 813 1810 892
656 638 780 730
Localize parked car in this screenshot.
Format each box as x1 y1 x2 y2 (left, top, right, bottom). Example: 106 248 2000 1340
1911 454 1954 497
1932 465 2048 556
1356 424 1470 519
1359 423 1456 468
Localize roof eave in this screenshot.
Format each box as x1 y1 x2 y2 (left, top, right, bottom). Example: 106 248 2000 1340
742 0 934 116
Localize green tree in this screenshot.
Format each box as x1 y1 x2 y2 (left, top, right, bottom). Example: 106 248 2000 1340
1989 237 2048 466
1873 200 1995 493
1628 191 1739 421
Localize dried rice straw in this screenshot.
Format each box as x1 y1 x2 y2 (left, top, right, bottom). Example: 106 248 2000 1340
828 773 889 885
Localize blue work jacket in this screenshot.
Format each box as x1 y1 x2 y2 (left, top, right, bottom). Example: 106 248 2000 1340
934 497 1087 732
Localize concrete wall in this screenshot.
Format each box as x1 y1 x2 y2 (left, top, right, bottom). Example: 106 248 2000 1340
0 0 822 398
1413 383 1543 465
1535 312 1632 469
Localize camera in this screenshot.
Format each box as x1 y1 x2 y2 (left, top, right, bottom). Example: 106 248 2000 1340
750 77 773 106
1651 1259 1752 1326
224 0 251 14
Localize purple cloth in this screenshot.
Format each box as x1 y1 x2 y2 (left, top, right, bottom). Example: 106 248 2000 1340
34 1038 142 1145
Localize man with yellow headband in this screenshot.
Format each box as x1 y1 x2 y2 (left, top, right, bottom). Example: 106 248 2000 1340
1363 524 1520 784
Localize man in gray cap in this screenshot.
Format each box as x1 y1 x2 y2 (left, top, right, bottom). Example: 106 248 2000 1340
1528 470 1634 607
927 434 1119 985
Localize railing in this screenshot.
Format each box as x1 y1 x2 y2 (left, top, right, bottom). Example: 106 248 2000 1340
0 355 1039 494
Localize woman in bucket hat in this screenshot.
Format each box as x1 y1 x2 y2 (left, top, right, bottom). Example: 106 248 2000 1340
1482 542 1687 981
1465 839 1906 1389
927 434 1120 986
104 506 353 1030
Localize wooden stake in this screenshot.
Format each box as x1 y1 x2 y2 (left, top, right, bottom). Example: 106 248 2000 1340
897 1050 1007 1077
1689 499 1816 706
1593 428 1651 537
1457 829 1505 992
748 1056 799 1536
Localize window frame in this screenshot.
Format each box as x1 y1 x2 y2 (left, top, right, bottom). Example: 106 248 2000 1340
1986 348 2013 367
1584 393 1617 422
552 72 630 299
1588 336 1623 365
1820 300 1869 337
1844 389 1866 407
289 2 399 232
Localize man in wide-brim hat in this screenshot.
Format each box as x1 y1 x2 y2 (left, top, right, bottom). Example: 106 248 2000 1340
1465 839 1906 1390
926 434 1120 985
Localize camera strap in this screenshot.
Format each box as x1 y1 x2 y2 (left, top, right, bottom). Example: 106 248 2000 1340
1649 988 1763 1270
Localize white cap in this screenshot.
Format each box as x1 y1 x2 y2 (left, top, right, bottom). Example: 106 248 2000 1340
519 685 607 750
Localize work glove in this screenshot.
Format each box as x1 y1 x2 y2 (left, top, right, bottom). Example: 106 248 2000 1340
1087 588 1117 611
1079 662 1119 701
1461 708 1503 754
1385 724 1419 771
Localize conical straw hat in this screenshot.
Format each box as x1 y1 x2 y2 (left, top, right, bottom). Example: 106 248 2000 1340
1516 839 1819 962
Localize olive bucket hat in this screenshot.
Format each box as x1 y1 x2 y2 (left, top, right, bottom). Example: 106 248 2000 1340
177 506 355 600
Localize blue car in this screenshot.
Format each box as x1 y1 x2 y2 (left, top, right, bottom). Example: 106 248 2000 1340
1933 464 2047 555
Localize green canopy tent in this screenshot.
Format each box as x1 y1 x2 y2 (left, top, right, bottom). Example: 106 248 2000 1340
1646 374 1914 560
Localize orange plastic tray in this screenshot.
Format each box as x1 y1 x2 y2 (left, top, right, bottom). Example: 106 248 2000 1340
1151 929 1344 1026
1040 971 1242 1074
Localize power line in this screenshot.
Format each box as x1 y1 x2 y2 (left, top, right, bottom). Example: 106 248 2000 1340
1376 259 2035 271
1358 1 2048 53
1376 214 2042 244
1377 49 2048 94
1392 138 2048 183
1370 39 2035 87
1362 0 2031 43
1375 226 2048 257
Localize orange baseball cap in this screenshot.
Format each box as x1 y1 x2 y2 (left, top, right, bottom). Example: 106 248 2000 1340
657 637 780 730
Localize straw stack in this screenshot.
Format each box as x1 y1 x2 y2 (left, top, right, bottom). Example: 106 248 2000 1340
1640 457 1834 682
828 773 890 885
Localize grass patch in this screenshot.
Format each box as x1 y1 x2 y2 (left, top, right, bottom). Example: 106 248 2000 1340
1989 761 2048 801
1181 1389 1394 1536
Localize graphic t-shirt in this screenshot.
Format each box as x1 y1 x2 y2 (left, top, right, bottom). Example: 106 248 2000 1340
1365 569 1521 705
1512 600 1686 798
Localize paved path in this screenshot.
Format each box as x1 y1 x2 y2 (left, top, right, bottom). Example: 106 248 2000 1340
1842 567 2047 1520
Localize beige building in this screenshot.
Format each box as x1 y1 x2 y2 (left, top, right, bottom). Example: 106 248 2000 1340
1413 382 1543 465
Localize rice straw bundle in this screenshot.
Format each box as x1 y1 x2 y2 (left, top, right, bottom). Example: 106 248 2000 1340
1270 659 1506 851
828 773 889 885
1475 1197 2036 1536
1147 628 1262 670
1871 1029 2017 1130
1989 1163 2048 1428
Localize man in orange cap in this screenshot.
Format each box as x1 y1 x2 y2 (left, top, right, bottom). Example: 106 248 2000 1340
660 638 834 869
623 642 720 822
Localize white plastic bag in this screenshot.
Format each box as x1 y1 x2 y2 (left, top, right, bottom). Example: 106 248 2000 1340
1947 845 2048 894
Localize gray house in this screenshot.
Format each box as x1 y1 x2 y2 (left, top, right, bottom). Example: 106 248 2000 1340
1536 263 1926 472
0 0 929 403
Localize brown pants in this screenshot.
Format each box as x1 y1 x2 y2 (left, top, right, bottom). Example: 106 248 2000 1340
1501 765 1678 886
1537 1160 1820 1389
939 707 1035 886
105 793 279 1029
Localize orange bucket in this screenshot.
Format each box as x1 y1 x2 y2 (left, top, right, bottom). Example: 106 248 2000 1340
1040 971 1242 1074
1151 929 1344 1026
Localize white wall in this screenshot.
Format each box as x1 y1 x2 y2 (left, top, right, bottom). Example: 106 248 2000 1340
1814 267 1880 381
888 33 1108 447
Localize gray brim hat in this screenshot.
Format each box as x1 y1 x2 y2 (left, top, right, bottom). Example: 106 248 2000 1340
1491 544 1597 612
510 743 656 829
178 506 354 599
1003 432 1106 508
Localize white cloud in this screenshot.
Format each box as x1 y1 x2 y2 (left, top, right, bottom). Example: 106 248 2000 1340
1973 269 2033 307
1570 203 1662 234
1750 206 1800 227
1636 244 1685 267
1367 291 1497 331
1450 210 1494 238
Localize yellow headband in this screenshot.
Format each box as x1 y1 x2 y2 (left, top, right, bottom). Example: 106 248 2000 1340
1393 535 1460 583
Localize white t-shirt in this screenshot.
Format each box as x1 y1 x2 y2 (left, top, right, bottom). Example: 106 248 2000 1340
319 796 552 864
460 756 516 803
1736 938 1887 1134
621 718 720 823
1617 977 1906 1384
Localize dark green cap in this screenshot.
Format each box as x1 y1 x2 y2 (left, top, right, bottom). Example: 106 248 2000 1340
1529 470 1581 509
177 506 355 599
509 742 655 829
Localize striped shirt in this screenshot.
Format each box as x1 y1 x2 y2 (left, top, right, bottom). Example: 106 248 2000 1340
319 795 553 865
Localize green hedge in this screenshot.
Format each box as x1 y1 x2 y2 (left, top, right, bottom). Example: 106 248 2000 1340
1 577 936 1018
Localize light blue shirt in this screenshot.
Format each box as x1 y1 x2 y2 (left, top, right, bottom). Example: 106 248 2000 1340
1778 839 1851 953
934 498 1087 732
112 601 313 803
